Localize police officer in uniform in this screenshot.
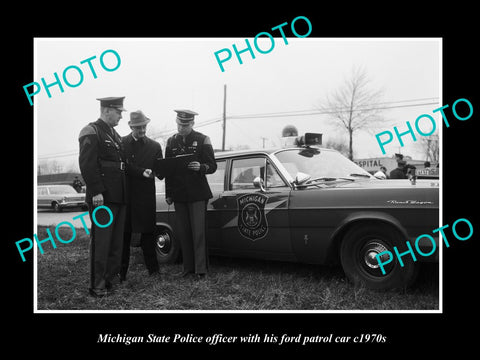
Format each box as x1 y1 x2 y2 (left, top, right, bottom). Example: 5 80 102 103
165 110 217 279
121 110 163 280
72 176 83 192
389 159 407 179
78 96 128 297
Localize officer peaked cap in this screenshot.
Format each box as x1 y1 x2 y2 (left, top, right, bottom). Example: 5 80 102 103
97 96 127 111
175 109 198 124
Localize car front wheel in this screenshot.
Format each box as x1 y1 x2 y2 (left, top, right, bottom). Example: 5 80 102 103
340 223 418 290
154 227 180 264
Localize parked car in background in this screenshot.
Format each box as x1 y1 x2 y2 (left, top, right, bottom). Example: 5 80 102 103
37 184 87 212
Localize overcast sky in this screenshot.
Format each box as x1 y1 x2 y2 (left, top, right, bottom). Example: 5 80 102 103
34 38 441 169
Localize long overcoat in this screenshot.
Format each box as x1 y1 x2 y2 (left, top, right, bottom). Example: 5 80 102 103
123 133 163 233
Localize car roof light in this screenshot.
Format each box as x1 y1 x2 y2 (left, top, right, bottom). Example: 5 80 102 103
295 133 323 147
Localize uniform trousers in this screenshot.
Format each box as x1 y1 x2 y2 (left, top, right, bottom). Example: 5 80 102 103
121 232 159 279
89 202 126 291
174 200 208 274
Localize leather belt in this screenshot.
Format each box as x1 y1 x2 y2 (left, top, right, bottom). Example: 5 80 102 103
99 160 125 170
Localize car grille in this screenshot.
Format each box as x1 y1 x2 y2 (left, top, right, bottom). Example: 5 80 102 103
67 197 85 202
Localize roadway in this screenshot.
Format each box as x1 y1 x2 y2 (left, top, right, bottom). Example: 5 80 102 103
37 209 91 228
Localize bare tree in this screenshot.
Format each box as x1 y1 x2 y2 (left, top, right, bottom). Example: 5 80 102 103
319 67 384 160
38 159 64 174
229 144 251 151
416 135 439 163
64 159 80 173
148 123 174 150
324 137 350 158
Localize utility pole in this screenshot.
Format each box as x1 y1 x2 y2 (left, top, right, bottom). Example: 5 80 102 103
260 137 268 149
222 84 227 151
426 138 431 161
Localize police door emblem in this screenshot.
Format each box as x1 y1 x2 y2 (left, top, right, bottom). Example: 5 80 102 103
237 193 268 241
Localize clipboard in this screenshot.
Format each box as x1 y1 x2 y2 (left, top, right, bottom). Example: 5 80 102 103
154 153 197 178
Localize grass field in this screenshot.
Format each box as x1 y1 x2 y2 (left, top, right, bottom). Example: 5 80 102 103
36 226 439 311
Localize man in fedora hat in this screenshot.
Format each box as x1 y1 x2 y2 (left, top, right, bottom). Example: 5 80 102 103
120 110 164 280
79 96 128 297
165 110 217 279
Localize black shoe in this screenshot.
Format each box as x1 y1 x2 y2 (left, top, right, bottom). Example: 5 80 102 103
195 273 207 280
174 270 193 278
89 288 107 298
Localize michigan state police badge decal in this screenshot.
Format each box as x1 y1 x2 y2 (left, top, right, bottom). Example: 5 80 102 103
237 193 268 241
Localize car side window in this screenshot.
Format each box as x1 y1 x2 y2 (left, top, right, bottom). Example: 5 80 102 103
38 187 47 196
206 160 226 193
230 157 265 190
265 161 288 188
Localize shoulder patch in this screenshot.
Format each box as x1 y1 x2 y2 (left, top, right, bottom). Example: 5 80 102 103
203 136 211 145
79 124 96 139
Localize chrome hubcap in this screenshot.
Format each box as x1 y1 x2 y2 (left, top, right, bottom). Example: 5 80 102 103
363 242 389 269
156 232 171 254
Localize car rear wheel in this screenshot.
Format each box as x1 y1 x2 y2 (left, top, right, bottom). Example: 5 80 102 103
154 227 180 264
340 223 418 290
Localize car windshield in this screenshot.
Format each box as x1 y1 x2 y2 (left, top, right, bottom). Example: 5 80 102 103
274 148 374 180
48 185 78 194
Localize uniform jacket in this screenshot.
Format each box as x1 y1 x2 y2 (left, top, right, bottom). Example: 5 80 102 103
165 130 217 202
78 119 127 204
389 168 407 179
123 133 163 233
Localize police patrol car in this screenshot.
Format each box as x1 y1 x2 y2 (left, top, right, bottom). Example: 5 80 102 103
154 128 439 290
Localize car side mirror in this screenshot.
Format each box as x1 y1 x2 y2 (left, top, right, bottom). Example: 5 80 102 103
253 176 266 192
294 172 311 185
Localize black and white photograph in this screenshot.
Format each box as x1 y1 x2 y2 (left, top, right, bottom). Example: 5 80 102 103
7 7 479 355
32 36 442 312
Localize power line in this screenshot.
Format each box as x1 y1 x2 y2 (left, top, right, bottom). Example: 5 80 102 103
148 116 223 139
38 97 440 160
228 99 440 120
38 150 79 160
39 117 225 160
227 97 440 119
